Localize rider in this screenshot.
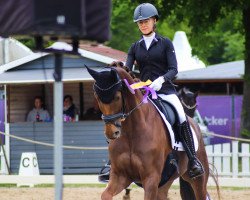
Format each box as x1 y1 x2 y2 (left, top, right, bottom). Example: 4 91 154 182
98 2 204 181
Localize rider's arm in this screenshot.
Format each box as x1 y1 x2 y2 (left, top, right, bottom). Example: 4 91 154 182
162 38 178 82
125 43 136 71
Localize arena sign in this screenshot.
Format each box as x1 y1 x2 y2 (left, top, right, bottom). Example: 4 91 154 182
197 95 242 144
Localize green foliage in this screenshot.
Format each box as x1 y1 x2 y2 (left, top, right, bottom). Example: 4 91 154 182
16 37 36 49
109 0 244 65
107 0 139 52
241 128 250 138
15 36 54 50
190 10 244 64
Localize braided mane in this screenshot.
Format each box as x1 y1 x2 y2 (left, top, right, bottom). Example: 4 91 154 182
108 61 140 82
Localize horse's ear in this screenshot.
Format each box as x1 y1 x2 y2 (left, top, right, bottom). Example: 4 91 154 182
181 88 185 96
183 87 188 93
111 68 120 81
85 65 100 81
194 91 199 98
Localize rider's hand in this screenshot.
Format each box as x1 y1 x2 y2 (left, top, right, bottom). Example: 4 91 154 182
149 76 165 91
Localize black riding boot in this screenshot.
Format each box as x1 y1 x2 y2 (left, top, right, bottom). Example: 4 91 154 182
98 160 111 182
179 121 204 179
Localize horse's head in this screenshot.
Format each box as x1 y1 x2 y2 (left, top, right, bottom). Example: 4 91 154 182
86 65 134 140
178 87 198 117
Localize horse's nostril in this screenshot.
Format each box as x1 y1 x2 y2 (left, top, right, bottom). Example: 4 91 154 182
114 131 119 136
114 131 120 138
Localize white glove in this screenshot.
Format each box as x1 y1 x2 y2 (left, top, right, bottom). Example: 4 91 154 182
149 76 165 91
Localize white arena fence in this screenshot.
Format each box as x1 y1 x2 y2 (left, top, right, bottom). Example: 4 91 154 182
206 141 250 178
1 131 250 178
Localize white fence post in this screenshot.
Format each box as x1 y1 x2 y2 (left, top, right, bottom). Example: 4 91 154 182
0 146 3 173
222 143 231 176
240 143 250 176
214 144 222 174
232 141 239 178
205 145 214 171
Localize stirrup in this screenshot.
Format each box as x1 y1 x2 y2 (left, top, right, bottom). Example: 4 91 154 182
98 163 111 183
188 158 204 179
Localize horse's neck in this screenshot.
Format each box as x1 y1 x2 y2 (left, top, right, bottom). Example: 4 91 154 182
123 92 155 130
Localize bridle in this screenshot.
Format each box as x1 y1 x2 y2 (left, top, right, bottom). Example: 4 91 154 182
180 98 197 110
94 80 145 128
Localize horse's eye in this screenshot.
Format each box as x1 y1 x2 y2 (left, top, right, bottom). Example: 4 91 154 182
114 95 120 101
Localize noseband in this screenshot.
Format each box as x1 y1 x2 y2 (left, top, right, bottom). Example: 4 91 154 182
181 99 197 110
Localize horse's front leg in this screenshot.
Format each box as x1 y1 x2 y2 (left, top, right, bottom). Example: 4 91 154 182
142 173 161 200
101 174 131 200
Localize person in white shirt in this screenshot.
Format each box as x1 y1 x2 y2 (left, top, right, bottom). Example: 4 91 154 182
27 96 50 122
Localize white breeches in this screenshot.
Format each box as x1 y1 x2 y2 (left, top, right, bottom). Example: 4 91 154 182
158 94 186 123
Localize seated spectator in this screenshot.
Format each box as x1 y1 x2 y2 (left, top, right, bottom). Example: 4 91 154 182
82 99 102 120
63 95 78 122
27 96 50 122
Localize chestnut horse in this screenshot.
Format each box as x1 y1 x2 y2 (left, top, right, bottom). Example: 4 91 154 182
86 65 215 200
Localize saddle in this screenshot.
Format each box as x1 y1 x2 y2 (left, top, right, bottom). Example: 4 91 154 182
151 97 181 143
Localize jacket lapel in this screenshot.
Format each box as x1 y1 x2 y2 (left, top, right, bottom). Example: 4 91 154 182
149 33 159 49
139 38 147 50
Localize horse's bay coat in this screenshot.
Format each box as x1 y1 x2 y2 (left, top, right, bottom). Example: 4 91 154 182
86 65 218 200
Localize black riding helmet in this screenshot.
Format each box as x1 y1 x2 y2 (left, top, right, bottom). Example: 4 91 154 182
133 3 159 23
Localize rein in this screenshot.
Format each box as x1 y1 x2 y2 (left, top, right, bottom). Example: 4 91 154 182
99 78 156 128
101 88 145 127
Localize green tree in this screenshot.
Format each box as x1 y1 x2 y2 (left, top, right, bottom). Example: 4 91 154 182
110 1 244 64
130 0 250 137
107 0 139 52
189 10 244 64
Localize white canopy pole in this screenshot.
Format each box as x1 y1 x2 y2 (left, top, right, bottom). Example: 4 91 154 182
53 53 63 200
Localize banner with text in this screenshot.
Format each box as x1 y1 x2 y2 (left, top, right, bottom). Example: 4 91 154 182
197 95 242 144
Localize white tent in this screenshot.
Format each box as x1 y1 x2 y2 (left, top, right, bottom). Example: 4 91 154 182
173 31 206 72
0 37 33 65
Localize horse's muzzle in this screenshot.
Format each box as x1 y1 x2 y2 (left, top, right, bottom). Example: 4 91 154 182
104 123 121 140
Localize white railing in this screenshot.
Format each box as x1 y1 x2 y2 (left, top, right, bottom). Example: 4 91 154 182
206 141 250 178
0 146 8 174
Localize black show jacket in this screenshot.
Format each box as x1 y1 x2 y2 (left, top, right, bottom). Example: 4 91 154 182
126 33 178 95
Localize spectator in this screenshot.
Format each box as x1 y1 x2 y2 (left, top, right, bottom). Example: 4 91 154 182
82 99 102 120
63 95 78 122
27 96 50 122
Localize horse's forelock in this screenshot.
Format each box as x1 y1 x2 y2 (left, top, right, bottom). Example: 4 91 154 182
108 62 138 81
113 65 137 84
94 67 123 104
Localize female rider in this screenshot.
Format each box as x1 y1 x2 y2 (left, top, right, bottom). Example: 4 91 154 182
99 2 204 182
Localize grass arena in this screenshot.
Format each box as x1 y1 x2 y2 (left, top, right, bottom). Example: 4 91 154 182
0 184 250 200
